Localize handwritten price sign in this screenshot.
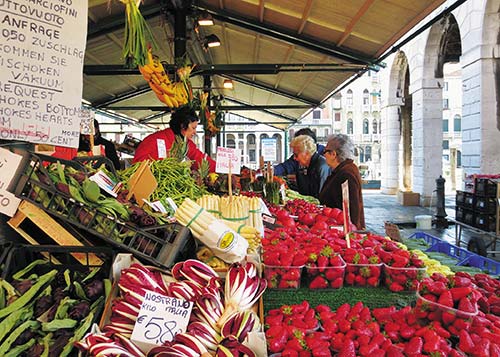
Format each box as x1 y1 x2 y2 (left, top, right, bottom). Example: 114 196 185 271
131 290 193 353
215 146 241 175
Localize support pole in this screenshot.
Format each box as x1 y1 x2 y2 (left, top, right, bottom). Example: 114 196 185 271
203 75 212 156
173 7 187 59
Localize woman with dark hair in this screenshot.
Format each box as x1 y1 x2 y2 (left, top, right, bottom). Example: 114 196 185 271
133 106 216 171
319 134 365 229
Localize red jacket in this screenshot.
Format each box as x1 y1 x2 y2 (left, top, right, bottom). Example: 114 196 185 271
132 128 216 172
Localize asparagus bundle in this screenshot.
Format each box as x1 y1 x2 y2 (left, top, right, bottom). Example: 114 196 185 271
196 194 221 218
175 198 248 263
248 196 264 235
223 221 262 254
220 196 249 226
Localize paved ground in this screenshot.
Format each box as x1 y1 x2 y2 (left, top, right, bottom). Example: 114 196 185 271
363 190 498 257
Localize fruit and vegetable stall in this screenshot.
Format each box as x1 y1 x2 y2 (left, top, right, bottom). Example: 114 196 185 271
1 150 500 357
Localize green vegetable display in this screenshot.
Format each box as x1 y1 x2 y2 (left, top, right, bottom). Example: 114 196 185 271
285 189 320 204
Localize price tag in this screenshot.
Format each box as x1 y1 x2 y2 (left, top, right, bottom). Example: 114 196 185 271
131 290 193 354
79 108 95 135
157 139 167 159
215 147 241 175
262 213 280 229
0 148 23 185
341 180 351 240
261 138 277 162
0 190 21 217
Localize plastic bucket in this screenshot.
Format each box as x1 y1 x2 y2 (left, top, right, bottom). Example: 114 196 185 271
415 215 432 230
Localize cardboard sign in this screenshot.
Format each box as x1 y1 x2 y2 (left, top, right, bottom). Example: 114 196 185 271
261 138 277 162
0 149 23 216
79 109 95 135
0 1 88 148
262 213 280 229
341 180 351 245
131 290 193 353
127 161 158 207
215 147 241 175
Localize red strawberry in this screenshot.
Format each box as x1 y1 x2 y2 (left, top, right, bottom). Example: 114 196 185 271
437 290 453 308
389 282 404 292
338 339 356 357
404 336 423 355
458 297 476 313
309 275 328 289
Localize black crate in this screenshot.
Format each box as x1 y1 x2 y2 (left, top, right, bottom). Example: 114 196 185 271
455 206 471 223
456 190 466 206
475 196 498 214
1 244 114 280
463 209 475 226
14 152 195 268
463 192 476 209
72 155 118 179
474 214 497 232
475 178 499 197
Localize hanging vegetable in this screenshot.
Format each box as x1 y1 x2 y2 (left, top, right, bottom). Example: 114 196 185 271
119 0 156 67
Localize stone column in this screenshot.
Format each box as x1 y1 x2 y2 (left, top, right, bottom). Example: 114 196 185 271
410 80 444 206
380 101 401 194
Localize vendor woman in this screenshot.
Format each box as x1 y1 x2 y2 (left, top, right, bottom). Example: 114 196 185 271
133 106 216 172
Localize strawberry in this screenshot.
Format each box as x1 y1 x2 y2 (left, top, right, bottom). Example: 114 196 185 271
458 330 474 353
309 275 328 289
458 297 476 313
450 286 473 301
367 276 379 287
389 282 404 292
404 336 423 355
338 339 356 357
330 277 343 288
437 290 453 308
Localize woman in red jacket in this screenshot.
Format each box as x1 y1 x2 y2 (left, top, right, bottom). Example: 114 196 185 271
133 106 216 172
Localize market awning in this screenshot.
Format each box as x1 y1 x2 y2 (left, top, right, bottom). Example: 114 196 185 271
85 0 455 130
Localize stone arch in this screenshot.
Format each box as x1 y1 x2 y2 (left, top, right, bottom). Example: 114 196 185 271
381 50 410 194
412 13 462 204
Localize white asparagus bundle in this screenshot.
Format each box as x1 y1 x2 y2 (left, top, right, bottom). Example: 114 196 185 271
223 221 262 254
249 196 264 234
196 194 221 218
175 198 248 263
220 196 250 226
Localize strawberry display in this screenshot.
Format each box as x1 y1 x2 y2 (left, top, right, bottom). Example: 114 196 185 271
343 249 382 287
264 265 302 289
306 254 346 289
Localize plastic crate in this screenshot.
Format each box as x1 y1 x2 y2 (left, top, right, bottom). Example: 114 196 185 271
463 192 475 209
1 244 114 280
415 289 477 326
475 196 498 214
408 232 443 247
383 264 426 292
344 263 382 287
474 213 497 232
455 190 466 206
14 152 195 268
475 178 499 197
305 257 346 290
263 265 303 289
425 241 475 263
72 155 118 179
458 255 500 275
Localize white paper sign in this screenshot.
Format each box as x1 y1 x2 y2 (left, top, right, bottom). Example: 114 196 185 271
157 139 167 159
215 146 241 174
0 1 88 148
0 148 23 216
261 138 277 162
131 290 193 353
79 108 95 135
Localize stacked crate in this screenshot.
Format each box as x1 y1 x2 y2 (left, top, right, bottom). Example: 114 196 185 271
456 178 499 234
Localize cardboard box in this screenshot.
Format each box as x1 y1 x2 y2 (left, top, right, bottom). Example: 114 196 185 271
397 191 420 206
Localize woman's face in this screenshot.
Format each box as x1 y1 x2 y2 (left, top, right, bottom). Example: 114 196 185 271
324 148 340 169
181 121 198 140
293 149 312 167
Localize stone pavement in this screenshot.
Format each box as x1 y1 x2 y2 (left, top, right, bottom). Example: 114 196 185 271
363 189 462 245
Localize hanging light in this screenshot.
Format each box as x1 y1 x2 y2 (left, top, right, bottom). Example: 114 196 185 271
198 11 214 26
223 79 234 89
204 34 221 48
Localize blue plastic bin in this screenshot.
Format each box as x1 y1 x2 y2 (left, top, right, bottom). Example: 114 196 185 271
458 255 500 275
408 232 443 247
425 241 475 263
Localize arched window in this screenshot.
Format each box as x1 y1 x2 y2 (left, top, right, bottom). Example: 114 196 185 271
363 119 369 134
347 119 353 134
346 89 353 105
365 146 372 161
454 115 461 132
363 89 369 105
248 134 256 145
372 120 378 134
227 134 236 149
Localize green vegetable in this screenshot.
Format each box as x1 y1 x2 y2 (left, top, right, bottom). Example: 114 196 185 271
4 338 35 357
0 305 33 344
0 270 57 319
55 297 78 319
82 179 101 203
41 333 52 357
0 320 39 355
73 282 88 301
12 259 47 280
60 311 94 357
0 280 18 308
42 318 77 332
104 279 112 300
81 268 100 284
285 189 320 204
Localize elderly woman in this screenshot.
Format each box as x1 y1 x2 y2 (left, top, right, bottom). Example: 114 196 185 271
319 134 365 229
289 135 331 198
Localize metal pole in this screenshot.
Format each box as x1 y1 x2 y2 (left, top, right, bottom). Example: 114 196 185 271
203 75 212 155
435 175 448 228
174 7 187 59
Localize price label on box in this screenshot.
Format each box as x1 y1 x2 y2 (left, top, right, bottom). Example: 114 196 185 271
0 149 22 217
131 290 193 353
216 147 241 175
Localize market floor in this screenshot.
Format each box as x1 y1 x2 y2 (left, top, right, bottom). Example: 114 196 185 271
362 190 499 257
